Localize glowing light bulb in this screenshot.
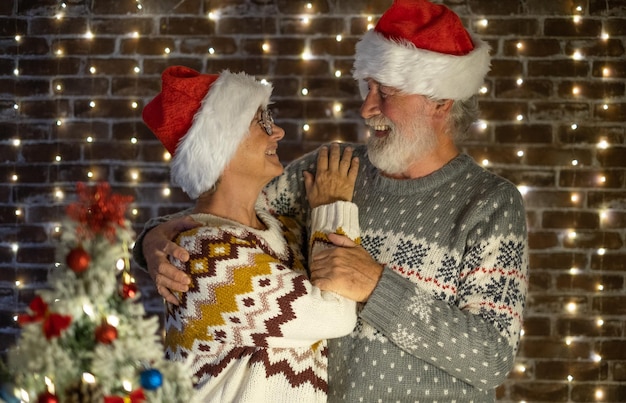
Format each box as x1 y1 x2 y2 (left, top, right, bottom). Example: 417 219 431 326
84 30 94 39
478 19 488 27
479 86 488 94
164 47 171 54
571 159 579 166
516 42 523 50
335 70 342 78
82 373 96 384
571 193 579 203
571 123 578 130
572 50 583 60
517 185 528 196
566 302 577 313
303 124 310 132
597 248 606 255
262 42 270 52
301 88 309 96
597 139 609 149
301 49 312 60
163 187 171 197
516 78 523 86
12 243 19 253
567 375 574 382
516 150 524 157
12 139 20 146
516 114 524 121
481 159 489 166
134 66 141 73
90 66 96 74
597 319 604 326
336 34 342 42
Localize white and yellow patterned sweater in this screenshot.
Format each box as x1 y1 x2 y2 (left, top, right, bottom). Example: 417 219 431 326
164 204 359 403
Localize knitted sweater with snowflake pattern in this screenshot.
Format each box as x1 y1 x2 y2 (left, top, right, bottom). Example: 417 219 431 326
259 144 529 402
163 206 359 403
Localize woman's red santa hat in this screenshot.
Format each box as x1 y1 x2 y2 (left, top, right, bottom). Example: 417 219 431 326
353 0 490 100
142 66 272 199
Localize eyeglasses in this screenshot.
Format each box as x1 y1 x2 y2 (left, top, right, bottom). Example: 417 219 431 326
258 108 274 136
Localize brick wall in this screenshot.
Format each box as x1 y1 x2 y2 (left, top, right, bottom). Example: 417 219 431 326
1 0 625 401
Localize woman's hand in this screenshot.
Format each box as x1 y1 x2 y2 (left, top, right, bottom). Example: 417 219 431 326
304 143 359 208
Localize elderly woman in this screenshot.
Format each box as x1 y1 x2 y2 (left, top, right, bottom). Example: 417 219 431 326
142 66 360 402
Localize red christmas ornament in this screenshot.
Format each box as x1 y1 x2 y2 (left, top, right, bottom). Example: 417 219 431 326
66 246 91 273
121 282 138 299
95 322 118 344
37 391 59 403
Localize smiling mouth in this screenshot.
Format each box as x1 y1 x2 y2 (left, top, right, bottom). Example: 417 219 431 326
265 149 277 156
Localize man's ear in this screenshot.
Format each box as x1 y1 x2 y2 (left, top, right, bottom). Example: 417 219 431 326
436 99 454 112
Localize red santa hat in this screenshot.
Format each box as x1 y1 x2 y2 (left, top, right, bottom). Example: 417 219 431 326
353 0 490 100
142 66 272 199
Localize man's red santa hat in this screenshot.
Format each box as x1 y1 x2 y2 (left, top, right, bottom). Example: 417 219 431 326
142 66 272 199
353 0 490 100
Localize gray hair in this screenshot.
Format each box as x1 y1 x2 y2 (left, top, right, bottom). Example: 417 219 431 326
446 95 479 142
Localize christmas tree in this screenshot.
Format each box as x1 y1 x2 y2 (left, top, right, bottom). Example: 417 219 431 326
5 182 197 403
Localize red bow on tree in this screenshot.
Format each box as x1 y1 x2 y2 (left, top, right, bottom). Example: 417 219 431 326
18 296 72 340
103 388 146 403
66 182 134 242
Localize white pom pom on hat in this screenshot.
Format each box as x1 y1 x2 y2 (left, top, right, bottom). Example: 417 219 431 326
142 66 273 199
353 0 491 100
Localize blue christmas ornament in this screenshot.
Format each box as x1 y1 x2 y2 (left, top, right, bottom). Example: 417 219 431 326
0 382 20 403
139 368 163 390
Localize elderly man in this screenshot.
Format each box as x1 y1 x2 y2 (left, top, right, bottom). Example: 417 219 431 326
134 0 528 400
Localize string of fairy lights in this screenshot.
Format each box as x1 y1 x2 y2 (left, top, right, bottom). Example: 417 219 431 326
6 0 622 401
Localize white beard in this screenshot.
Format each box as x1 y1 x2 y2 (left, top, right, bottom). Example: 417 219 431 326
366 117 437 175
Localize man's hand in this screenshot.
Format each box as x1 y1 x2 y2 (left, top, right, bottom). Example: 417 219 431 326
143 216 200 305
304 143 359 208
310 233 383 302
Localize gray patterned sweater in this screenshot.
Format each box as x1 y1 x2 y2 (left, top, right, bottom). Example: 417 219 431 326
258 144 529 402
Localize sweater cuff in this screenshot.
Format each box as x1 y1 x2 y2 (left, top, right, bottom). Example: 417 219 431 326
360 268 414 332
310 201 360 241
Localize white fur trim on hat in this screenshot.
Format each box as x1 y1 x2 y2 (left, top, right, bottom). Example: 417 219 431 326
353 29 491 100
171 70 272 199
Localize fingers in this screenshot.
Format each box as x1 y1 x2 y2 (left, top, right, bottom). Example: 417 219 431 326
157 285 181 305
348 156 359 181
317 145 329 171
338 145 354 175
163 240 190 262
328 233 357 247
328 143 341 172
